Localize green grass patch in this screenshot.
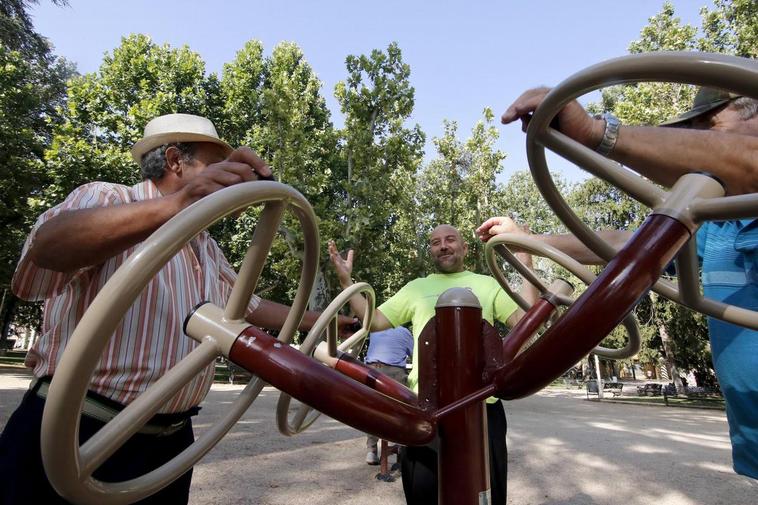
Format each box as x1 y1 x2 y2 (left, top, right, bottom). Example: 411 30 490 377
602 395 724 410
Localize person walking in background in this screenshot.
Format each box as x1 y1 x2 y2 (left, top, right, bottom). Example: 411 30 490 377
363 326 413 465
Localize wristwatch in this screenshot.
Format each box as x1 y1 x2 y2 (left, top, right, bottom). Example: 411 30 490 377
595 112 621 156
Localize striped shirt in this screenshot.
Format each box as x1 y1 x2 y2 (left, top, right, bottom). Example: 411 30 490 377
12 180 260 413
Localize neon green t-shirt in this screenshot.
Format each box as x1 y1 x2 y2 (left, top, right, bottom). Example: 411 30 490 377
377 270 518 398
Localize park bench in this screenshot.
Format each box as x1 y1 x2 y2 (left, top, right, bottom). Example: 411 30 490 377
585 380 624 398
663 386 723 407
636 383 662 396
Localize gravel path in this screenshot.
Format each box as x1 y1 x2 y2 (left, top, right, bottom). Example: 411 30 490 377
1 368 755 504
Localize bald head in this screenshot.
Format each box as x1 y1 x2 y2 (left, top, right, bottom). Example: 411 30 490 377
431 224 462 240
429 224 468 273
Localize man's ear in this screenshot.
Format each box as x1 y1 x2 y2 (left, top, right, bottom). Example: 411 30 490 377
164 146 183 177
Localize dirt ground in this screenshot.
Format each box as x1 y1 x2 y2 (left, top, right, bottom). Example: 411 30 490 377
1 368 756 504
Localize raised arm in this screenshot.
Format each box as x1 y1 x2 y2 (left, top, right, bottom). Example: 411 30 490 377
476 216 632 266
247 299 356 333
328 240 392 331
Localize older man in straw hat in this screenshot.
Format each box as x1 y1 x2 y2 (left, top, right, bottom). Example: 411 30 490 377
478 85 758 480
0 113 352 504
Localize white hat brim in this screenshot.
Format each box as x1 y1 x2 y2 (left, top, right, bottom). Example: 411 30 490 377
131 132 233 164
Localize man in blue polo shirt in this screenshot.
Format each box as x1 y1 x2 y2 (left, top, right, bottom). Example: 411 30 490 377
479 86 758 479
363 326 413 465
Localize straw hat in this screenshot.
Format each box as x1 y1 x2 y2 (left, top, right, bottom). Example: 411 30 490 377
659 87 741 127
131 113 233 163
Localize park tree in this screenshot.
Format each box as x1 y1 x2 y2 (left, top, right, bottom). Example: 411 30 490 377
0 0 73 343
332 42 425 302
497 169 570 285
699 0 757 58
417 109 507 273
219 41 340 310
42 34 219 207
4 33 222 342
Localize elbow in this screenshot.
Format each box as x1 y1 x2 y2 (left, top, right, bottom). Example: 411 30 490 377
28 241 52 271
28 230 74 273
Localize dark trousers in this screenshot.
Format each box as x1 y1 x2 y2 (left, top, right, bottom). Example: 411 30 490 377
366 363 409 450
0 389 195 505
400 401 507 505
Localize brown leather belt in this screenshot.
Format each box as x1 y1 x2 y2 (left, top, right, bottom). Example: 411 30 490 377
367 362 404 369
31 377 191 437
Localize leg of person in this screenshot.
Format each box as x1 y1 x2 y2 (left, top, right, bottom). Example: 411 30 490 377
400 444 438 505
710 329 758 479
382 366 409 465
87 416 195 505
486 401 508 505
0 387 195 505
383 366 409 387
0 391 69 504
366 432 379 465
365 362 381 465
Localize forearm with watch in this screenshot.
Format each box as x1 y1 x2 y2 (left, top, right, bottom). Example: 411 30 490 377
591 112 758 194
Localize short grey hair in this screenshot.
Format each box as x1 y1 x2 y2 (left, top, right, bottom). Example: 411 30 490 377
730 97 758 121
140 142 197 180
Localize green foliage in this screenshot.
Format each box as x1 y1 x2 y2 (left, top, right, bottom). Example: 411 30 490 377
219 41 340 308
42 34 218 207
0 0 73 335
416 110 506 272
699 0 758 58
332 42 425 300
499 170 567 235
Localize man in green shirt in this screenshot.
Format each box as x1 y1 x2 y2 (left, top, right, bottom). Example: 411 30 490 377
329 224 535 505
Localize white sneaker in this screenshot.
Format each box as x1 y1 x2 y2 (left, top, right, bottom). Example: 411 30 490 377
366 450 380 465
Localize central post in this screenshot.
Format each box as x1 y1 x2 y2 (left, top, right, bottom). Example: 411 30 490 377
435 288 489 504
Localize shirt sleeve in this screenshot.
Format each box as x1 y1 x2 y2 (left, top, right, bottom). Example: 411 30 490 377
493 283 519 325
377 283 414 328
12 182 126 301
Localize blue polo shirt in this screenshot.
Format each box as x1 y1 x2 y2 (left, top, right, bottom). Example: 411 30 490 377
697 219 758 479
365 327 414 368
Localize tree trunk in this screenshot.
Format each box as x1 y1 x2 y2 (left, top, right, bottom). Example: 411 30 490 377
309 268 331 312
1 295 18 343
659 324 685 392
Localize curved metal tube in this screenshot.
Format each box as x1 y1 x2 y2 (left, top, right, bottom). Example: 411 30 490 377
41 182 319 505
525 51 758 329
232 326 435 446
493 215 690 400
485 233 641 359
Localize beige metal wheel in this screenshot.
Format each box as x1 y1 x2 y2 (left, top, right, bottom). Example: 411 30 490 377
41 182 319 505
486 233 640 359
276 282 375 436
525 51 758 328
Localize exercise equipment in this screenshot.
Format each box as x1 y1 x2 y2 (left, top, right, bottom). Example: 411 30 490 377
41 52 758 504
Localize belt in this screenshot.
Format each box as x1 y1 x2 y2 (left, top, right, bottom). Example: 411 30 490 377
31 377 192 437
367 362 405 369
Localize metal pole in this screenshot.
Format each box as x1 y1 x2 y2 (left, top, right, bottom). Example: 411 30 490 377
435 288 489 505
